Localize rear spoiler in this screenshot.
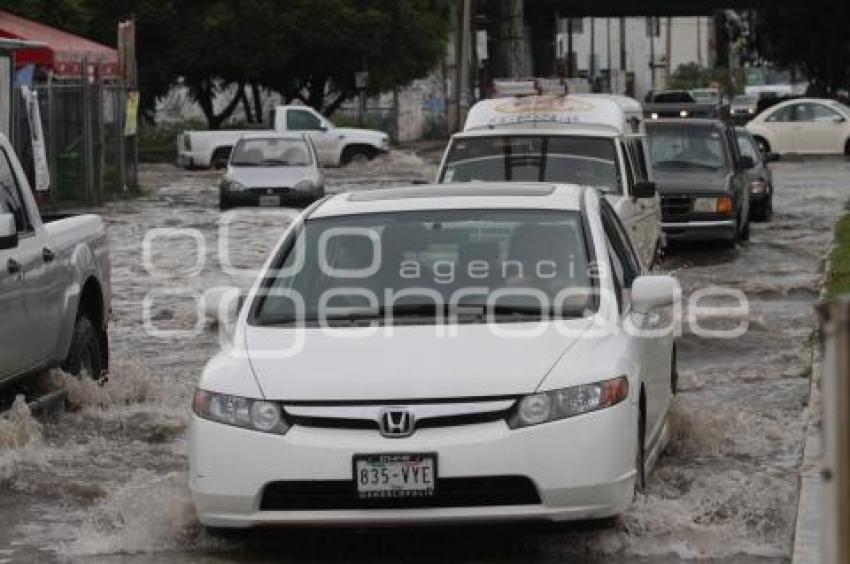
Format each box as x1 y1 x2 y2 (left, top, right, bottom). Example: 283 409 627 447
643 103 720 120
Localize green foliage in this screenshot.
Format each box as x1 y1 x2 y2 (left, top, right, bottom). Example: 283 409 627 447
826 213 850 299
138 118 204 162
0 0 91 35
668 63 745 97
754 0 850 95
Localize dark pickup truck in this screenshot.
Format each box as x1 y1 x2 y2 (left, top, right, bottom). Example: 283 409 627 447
645 118 753 247
644 90 719 120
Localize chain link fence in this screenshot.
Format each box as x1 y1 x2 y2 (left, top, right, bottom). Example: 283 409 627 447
13 74 137 208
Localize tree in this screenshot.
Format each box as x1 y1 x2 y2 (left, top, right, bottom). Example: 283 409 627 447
753 0 850 95
0 0 91 35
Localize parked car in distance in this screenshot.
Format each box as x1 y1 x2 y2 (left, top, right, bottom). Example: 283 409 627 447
191 183 678 528
436 94 662 268
646 119 752 247
689 88 722 106
178 105 390 169
729 94 759 124
735 127 779 222
219 133 325 210
746 98 850 155
0 133 110 386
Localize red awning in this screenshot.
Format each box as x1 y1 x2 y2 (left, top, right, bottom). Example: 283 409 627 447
0 10 119 78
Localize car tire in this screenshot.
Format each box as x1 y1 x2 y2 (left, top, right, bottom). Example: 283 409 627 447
341 145 377 166
752 196 773 222
62 315 103 378
219 195 232 211
844 139 850 157
753 136 771 155
635 393 647 495
211 147 231 170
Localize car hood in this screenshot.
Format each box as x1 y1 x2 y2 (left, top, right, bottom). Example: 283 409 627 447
244 319 594 401
227 166 317 188
335 127 387 143
653 168 730 195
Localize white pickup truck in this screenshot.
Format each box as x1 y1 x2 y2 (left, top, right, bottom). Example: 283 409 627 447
177 105 391 169
0 133 111 388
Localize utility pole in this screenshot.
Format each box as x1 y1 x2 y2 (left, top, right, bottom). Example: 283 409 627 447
567 18 574 77
606 18 612 92
696 16 703 67
590 17 595 88
649 18 656 91
620 16 627 72
665 16 672 86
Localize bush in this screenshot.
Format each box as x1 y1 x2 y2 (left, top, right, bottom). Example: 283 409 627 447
138 119 206 163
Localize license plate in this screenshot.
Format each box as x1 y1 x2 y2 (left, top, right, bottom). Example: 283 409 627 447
354 453 436 498
258 195 280 207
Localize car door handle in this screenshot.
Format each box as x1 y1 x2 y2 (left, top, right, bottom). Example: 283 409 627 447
42 247 55 263
7 258 20 275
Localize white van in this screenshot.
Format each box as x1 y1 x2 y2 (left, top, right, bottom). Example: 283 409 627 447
437 94 662 268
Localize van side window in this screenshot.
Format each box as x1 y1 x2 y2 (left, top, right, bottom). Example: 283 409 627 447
0 148 32 234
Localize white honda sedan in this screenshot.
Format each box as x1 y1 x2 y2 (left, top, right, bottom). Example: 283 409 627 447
746 97 850 155
190 183 678 528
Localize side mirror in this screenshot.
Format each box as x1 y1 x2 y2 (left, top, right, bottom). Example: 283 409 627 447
633 180 656 199
202 286 244 325
631 275 679 313
738 155 755 170
764 152 781 163
833 115 846 124
0 213 17 250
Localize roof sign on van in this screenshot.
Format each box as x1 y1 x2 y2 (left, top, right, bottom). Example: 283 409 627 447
463 94 642 133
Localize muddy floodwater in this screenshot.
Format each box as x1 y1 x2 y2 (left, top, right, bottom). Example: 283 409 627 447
1 151 849 563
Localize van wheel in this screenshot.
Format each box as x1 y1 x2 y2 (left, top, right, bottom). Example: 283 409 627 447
62 315 103 378
341 146 377 165
635 394 647 495
211 147 231 170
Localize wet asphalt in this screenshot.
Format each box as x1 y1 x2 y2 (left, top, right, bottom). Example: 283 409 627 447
0 152 849 563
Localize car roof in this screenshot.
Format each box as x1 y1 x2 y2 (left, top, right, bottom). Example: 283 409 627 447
310 183 588 219
462 94 644 134
237 131 307 141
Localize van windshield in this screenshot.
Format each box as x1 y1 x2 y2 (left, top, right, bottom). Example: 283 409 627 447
440 136 621 194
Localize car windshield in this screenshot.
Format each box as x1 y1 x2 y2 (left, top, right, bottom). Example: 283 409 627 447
253 209 595 326
647 124 728 171
440 136 621 194
691 90 719 104
231 138 312 167
653 92 696 103
732 95 757 105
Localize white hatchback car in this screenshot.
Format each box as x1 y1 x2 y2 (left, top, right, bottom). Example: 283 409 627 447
746 97 850 155
190 183 678 528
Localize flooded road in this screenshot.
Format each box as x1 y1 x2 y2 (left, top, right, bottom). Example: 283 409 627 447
1 152 848 563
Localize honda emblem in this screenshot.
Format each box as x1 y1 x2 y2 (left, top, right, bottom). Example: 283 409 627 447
378 407 415 438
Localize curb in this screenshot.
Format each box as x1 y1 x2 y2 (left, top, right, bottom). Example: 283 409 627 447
791 361 824 564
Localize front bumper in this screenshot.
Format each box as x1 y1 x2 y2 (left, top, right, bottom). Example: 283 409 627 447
189 402 636 527
221 186 320 207
662 219 736 242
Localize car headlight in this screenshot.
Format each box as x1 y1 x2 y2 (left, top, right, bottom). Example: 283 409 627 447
192 389 290 434
693 196 733 214
222 180 246 192
294 179 315 192
679 110 689 118
748 108 756 114
508 376 629 429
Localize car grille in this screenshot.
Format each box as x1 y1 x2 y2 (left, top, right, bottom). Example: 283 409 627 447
287 410 509 432
248 187 291 194
661 196 693 222
259 476 541 510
